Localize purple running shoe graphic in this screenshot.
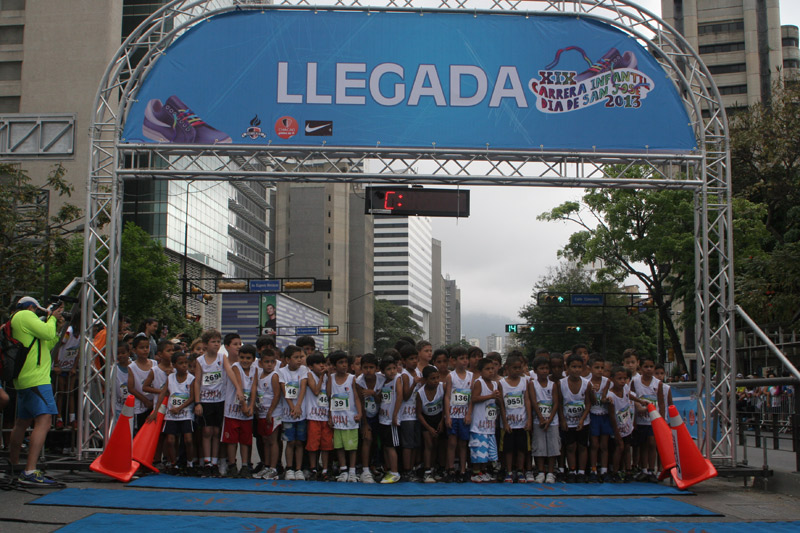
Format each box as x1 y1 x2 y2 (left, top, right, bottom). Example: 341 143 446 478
545 46 638 82
142 95 232 144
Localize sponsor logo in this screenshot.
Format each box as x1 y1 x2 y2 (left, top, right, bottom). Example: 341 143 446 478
275 116 299 139
242 114 267 139
528 46 654 113
304 120 333 136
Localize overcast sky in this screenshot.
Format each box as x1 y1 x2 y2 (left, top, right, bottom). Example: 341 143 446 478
432 1 800 338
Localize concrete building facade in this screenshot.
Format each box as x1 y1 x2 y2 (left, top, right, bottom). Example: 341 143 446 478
444 276 461 346
430 238 446 348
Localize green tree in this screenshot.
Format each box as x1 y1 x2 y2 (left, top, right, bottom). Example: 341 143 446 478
538 171 693 370
373 298 424 355
0 163 82 311
517 262 657 361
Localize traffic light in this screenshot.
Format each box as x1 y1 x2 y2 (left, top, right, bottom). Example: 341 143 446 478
319 327 339 334
218 280 247 290
566 325 582 332
543 294 567 304
505 324 534 333
283 280 314 291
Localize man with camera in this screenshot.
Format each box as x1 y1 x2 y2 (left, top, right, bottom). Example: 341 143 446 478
8 296 63 487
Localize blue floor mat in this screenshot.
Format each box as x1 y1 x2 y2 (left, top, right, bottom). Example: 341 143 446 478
57 515 800 533
33 488 717 517
128 474 687 496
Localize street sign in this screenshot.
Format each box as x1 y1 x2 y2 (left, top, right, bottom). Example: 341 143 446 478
249 279 282 292
274 325 340 336
295 326 319 336
571 294 604 306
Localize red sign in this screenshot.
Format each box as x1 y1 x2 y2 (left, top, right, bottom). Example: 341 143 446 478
274 116 298 139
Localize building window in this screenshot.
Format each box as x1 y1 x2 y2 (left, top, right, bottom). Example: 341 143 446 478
699 42 746 54
0 0 25 10
784 58 800 69
783 37 799 49
697 20 744 35
0 25 24 45
707 63 747 75
718 84 748 95
0 96 20 113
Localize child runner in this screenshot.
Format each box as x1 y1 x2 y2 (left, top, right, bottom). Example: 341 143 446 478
377 356 402 483
606 366 635 482
328 351 363 482
631 355 663 483
356 353 384 483
559 353 593 482
222 332 242 363
468 357 500 483
654 363 674 418
432 348 450 473
467 346 484 377
254 347 281 480
142 340 175 467
111 343 131 421
530 355 559 483
397 344 422 481
222 344 258 478
548 352 567 480
279 345 308 480
52 318 80 429
304 352 333 480
444 346 472 482
499 352 530 483
153 351 195 475
416 365 444 483
587 354 612 482
128 336 154 435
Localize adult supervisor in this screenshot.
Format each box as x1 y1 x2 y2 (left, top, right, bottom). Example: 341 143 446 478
9 296 63 487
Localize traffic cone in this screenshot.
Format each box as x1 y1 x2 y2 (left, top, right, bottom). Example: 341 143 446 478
90 394 141 482
647 404 676 480
132 395 168 472
667 404 717 490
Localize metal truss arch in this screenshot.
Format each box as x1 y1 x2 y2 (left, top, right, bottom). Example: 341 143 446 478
82 0 736 465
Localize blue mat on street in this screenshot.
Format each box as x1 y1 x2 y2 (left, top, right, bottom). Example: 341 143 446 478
57 515 800 533
33 488 717 517
128 474 686 496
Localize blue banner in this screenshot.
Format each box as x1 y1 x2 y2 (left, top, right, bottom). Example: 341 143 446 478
121 10 697 152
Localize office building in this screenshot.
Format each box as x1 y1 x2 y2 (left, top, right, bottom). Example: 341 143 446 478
430 239 446 347
444 276 461 346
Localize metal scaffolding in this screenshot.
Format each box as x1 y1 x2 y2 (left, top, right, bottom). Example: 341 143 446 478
81 0 736 464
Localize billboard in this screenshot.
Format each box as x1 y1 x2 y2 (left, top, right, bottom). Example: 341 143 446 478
121 10 696 153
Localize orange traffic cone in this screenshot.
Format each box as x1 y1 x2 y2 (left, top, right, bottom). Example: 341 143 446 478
90 394 141 482
647 404 676 480
132 395 168 472
667 404 717 490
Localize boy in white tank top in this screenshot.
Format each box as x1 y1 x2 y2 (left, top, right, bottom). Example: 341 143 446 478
444 346 472 482
128 336 154 435
530 355 560 484
559 353 593 483
151 351 195 474
328 351 363 482
221 345 258 478
467 358 500 483
630 355 663 483
498 352 530 483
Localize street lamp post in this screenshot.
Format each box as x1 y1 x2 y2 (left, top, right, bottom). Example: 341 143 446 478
347 290 373 351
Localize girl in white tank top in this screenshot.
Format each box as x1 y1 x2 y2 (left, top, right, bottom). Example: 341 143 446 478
532 378 559 427
471 376 498 435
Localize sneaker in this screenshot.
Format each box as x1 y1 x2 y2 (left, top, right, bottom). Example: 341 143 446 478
470 473 484 483
516 471 526 484
218 459 228 477
253 462 265 475
616 471 627 483
535 472 546 484
576 472 587 483
406 471 421 483
226 465 239 478
423 471 436 483
555 470 566 483
201 463 213 478
294 469 306 481
602 472 613 483
55 418 64 430
503 473 514 483
17 470 62 488
239 465 252 479
648 473 660 484
285 469 297 481
460 471 470 483
253 466 269 480
380 472 401 484
525 471 536 483
545 473 556 484
361 470 376 483
336 471 349 482
264 467 279 480
302 469 312 481
566 471 577 483
347 471 359 482
587 471 599 483
480 472 494 483
142 95 232 144
634 470 649 482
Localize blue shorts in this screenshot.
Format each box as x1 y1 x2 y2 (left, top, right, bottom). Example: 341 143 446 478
448 417 470 441
468 432 498 464
590 413 614 436
282 420 308 442
16 385 58 420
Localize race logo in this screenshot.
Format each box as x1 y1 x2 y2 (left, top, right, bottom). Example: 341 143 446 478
275 116 299 139
529 47 654 114
242 115 267 139
304 120 333 136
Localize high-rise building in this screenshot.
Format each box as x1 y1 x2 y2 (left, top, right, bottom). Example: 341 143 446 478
444 276 461 346
661 0 799 112
430 239 446 348
373 215 433 337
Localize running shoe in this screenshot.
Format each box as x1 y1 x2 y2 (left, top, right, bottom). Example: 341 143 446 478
535 472 546 484
263 467 279 480
423 471 436 483
480 472 494 483
226 465 239 478
566 471 577 483
634 470 649 482
239 464 252 479
55 418 64 430
347 471 359 482
503 472 514 483
336 471 349 482
470 473 484 483
218 459 228 477
17 470 62 488
285 469 296 481
545 473 556 484
361 470 376 483
142 95 232 144
648 473 660 484
587 471 599 483
525 471 536 483
294 469 305 481
380 472 401 484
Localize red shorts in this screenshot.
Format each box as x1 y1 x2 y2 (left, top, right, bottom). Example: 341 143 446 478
257 417 279 437
305 419 334 452
222 417 253 445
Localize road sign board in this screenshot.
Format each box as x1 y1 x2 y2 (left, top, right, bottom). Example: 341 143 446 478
571 294 604 306
249 279 282 292
295 326 319 336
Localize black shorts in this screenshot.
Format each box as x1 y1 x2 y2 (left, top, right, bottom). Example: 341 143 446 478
502 428 531 454
197 402 224 428
633 424 654 446
400 420 421 449
379 423 400 448
421 413 443 433
135 410 152 432
164 419 195 435
564 427 589 448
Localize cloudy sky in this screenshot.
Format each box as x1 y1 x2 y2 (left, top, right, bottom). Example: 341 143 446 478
431 1 800 342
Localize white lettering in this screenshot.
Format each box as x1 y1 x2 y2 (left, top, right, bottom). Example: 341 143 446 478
489 66 528 108
370 63 405 106
336 63 367 105
277 62 303 104
408 64 446 107
450 65 488 107
306 62 332 104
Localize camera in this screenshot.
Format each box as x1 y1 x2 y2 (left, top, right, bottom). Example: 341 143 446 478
47 295 78 321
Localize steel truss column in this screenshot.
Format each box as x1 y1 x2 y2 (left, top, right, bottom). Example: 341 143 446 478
83 0 736 463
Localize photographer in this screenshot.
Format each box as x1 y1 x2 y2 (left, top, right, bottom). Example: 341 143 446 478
8 296 63 487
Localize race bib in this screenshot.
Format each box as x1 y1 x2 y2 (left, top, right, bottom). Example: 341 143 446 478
505 393 523 410
331 394 349 411
285 382 299 400
617 405 632 427
365 396 378 417
170 392 189 409
317 393 329 408
451 388 470 406
486 403 497 421
424 398 443 416
380 387 393 404
538 400 552 418
641 394 657 406
203 371 222 386
117 385 128 405
565 401 585 423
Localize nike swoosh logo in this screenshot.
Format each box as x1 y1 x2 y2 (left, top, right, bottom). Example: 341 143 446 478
305 123 330 133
